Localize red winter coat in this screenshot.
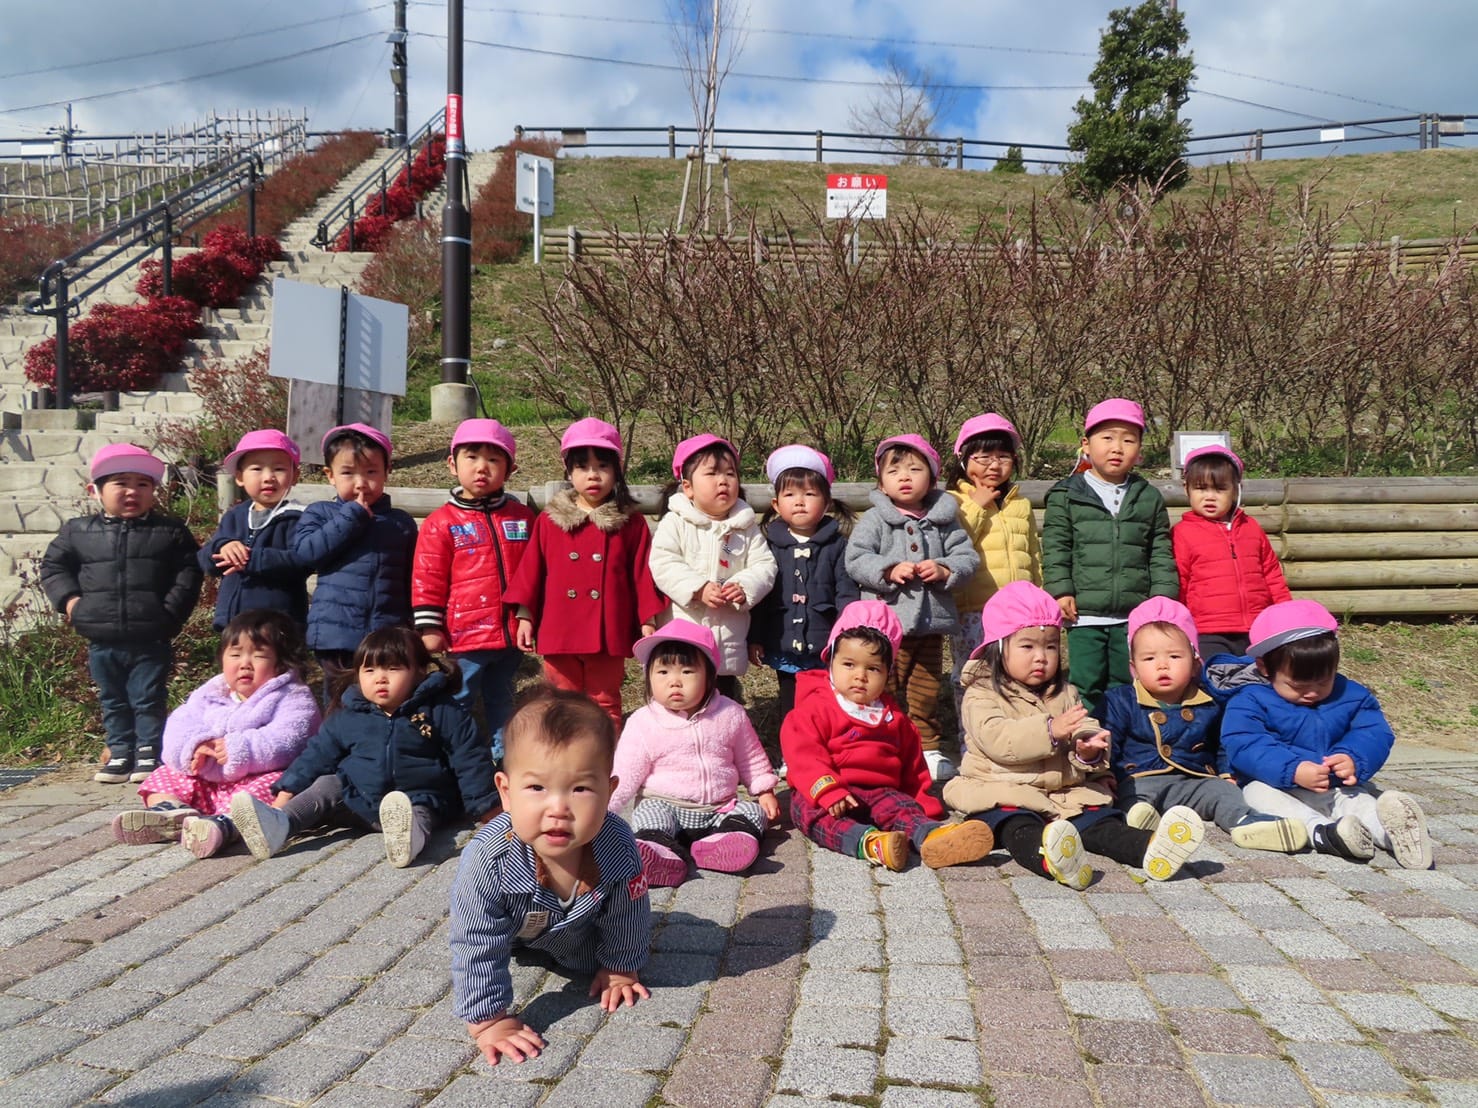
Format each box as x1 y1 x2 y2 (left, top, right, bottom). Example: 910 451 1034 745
780 668 943 818
412 490 536 652
1173 509 1291 636
504 489 667 658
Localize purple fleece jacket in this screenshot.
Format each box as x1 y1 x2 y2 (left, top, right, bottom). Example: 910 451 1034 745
161 671 322 782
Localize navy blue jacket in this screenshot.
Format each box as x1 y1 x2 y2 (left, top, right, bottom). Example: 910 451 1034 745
749 517 859 667
1220 674 1395 789
274 669 498 824
1101 680 1228 784
293 494 418 652
200 500 312 631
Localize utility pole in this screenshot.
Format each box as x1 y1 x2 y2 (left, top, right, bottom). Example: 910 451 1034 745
432 0 477 421
389 0 408 147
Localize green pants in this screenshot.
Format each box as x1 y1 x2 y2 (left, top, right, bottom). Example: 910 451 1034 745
1066 623 1130 713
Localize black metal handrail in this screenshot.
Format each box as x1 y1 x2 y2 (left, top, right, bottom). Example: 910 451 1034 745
311 108 445 250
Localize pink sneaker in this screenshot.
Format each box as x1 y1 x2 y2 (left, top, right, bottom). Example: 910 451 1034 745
689 830 760 873
636 839 688 887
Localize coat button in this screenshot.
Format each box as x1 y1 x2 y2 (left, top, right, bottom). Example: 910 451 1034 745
569 551 579 560
592 553 602 562
566 589 577 599
1181 708 1195 722
910 543 919 552
590 589 600 599
1150 711 1168 725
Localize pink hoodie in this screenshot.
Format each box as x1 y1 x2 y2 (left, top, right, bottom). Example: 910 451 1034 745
610 694 779 812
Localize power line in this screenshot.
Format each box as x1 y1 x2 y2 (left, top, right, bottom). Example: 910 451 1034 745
1195 64 1416 115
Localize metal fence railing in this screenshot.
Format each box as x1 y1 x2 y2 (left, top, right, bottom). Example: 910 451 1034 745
310 108 446 250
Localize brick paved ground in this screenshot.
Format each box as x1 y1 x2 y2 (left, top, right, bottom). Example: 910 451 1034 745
2 748 1477 1107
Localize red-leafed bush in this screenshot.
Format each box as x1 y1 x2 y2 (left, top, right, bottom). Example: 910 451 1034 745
471 134 561 264
335 135 446 252
135 225 280 307
358 218 440 353
152 349 288 469
0 216 89 302
24 295 201 392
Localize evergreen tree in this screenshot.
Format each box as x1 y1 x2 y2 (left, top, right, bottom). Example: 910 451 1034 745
992 145 1027 174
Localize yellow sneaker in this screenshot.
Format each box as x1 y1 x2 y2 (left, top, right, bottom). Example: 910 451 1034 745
920 820 994 869
1041 820 1092 890
860 829 908 871
1142 805 1205 881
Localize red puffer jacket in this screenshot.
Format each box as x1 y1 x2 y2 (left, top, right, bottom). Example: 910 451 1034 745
1173 509 1291 636
412 491 536 652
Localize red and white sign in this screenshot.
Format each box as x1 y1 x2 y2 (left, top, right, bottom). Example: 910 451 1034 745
826 173 888 220
446 94 464 153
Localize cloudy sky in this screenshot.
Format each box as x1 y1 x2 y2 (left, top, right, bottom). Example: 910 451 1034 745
3 0 1475 166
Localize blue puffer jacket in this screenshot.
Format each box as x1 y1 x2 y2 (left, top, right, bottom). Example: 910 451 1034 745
274 669 498 824
1101 680 1228 783
293 494 418 652
1219 675 1395 788
749 517 859 667
200 500 312 631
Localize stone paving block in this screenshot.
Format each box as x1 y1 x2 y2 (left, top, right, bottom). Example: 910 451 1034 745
662 1054 776 1108
469 1034 582 1081
36 985 159 1032
1089 892 1169 917
1060 980 1158 1021
966 954 1053 990
883 931 963 965
353 967 452 1008
207 948 316 990
1191 1053 1316 1106
603 981 707 1027
776 1044 877 1098
1426 1080 1478 1107
686 1010 787 1058
1077 1019 1181 1067
539 1068 659 1108
815 909 882 941
1047 949 1135 981
0 1023 89 1078
0 993 48 1031
641 950 721 988
1266 928 1359 959
1308 959 1400 992
786 1002 881 1048
1257 1001 1365 1042
405 1002 472 1042
886 963 969 999
1145 971 1242 1008
1285 1042 1412 1093
111 955 221 995
1092 1064 1207 1105
185 1010 313 1060
0 1061 119 1107
881 907 961 935
314 1084 427 1108
879 1088 981 1108
1121 938 1215 974
1418 985 1478 1020
349 1036 475 1091
249 973 362 1017
1226 963 1326 1003
98 1050 241 1105
971 988 1070 1031
1378 1032 1478 1079
804 936 883 970
1333 991 1450 1032
979 1028 1085 1078
798 967 883 1008
987 1072 1097 1107
655 920 733 955
1035 925 1114 951
10 951 125 1000
308 941 406 978
1174 908 1261 938
66 1016 199 1071
579 1021 685 1071
427 1075 540 1107
229 1043 368 1101
707 972 794 1014
884 1034 981 1085
885 995 976 1038
1342 925 1433 954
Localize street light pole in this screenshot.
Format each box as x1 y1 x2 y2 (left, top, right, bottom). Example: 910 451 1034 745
389 0 408 147
432 0 477 420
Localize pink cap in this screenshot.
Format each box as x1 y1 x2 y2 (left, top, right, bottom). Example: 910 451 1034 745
1127 597 1201 660
765 444 834 485
322 422 393 463
954 413 1022 456
672 433 738 481
449 418 516 467
222 429 300 473
974 581 1062 656
90 443 165 484
824 600 904 661
1084 398 1146 433
1182 443 1244 476
874 433 941 480
634 620 719 670
560 417 622 457
1248 599 1338 659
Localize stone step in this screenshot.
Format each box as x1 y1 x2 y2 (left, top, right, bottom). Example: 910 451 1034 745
0 494 89 534
94 409 198 435
3 409 85 432
0 533 50 576
0 463 92 496
199 321 270 343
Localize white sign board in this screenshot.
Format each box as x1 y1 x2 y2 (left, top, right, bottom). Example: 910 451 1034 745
515 152 555 217
268 278 408 395
1319 127 1346 143
826 173 888 221
1171 430 1233 479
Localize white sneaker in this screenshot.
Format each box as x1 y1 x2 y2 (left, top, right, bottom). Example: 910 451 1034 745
1041 819 1092 890
1377 791 1432 870
230 794 291 861
380 791 417 868
924 750 958 782
1125 801 1161 831
1230 816 1309 853
1142 805 1205 881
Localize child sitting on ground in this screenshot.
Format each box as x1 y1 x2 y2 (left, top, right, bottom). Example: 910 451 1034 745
943 582 1205 889
782 600 993 872
110 609 321 856
231 626 499 868
1218 599 1432 868
611 622 781 887
451 687 651 1066
1099 598 1308 853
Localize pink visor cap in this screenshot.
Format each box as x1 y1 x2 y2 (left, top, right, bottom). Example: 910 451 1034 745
1247 599 1338 659
1084 398 1146 434
449 418 516 467
765 444 834 485
1182 443 1244 476
974 581 1062 657
222 429 300 473
322 422 393 463
90 443 166 484
560 417 622 457
1127 597 1201 658
824 600 904 661
874 433 941 480
954 413 1022 456
672 433 738 481
633 621 719 670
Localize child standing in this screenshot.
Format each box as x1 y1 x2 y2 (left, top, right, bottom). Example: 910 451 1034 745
1173 444 1291 659
944 582 1205 888
747 444 859 723
414 419 536 753
845 433 979 781
1099 597 1308 853
782 600 994 872
1041 399 1177 712
230 626 500 868
1219 600 1432 868
199 429 311 632
505 418 665 729
294 423 418 693
41 444 202 783
650 434 776 702
109 610 321 856
611 623 781 886
451 687 651 1066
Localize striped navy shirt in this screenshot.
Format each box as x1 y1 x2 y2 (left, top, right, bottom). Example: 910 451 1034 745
449 811 652 1022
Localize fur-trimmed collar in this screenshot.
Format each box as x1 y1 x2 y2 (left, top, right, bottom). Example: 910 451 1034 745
545 485 633 533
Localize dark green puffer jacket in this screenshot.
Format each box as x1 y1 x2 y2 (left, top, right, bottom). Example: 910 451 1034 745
1041 471 1178 617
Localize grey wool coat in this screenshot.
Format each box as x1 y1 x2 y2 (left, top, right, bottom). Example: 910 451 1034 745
844 488 980 636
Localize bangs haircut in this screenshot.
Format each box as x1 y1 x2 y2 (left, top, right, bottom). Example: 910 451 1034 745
330 625 459 710
563 445 636 510
943 431 1019 487
1262 632 1340 683
831 627 893 670
1184 453 1239 490
504 685 617 774
454 441 512 466
642 641 715 708
773 465 830 498
877 444 930 475
974 636 1066 700
1133 619 1194 654
218 608 309 679
680 442 738 482
323 429 389 469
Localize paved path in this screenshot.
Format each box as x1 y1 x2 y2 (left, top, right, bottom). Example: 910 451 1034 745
2 749 1477 1107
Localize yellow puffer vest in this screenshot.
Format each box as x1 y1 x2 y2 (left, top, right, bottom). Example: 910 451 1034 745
947 481 1042 613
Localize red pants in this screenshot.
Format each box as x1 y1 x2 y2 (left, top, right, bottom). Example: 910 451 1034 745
543 653 627 730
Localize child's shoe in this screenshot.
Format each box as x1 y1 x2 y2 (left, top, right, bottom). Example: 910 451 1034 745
231 793 292 860
1230 815 1309 853
1041 819 1092 890
95 749 131 784
1311 815 1375 861
1376 791 1432 870
636 838 689 886
1125 801 1160 831
690 831 759 873
923 750 958 782
129 749 160 784
919 820 994 869
380 791 424 868
1142 805 1205 881
860 828 909 872
111 803 199 845
181 815 237 859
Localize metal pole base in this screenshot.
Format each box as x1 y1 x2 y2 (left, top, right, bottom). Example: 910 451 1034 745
429 382 478 423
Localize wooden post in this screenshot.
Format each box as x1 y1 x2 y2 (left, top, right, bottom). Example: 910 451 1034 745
567 224 580 260
668 125 676 159
956 138 964 169
1390 235 1402 277
1253 130 1264 160
815 130 823 163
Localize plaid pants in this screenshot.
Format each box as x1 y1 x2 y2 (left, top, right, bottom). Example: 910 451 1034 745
891 633 945 754
790 784 941 860
629 797 768 843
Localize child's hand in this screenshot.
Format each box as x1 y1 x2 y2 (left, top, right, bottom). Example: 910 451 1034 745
699 582 728 609
514 618 536 653
719 582 747 608
748 643 765 667
189 739 227 774
1323 752 1358 785
827 792 859 818
1293 760 1330 792
969 483 1002 508
1057 595 1078 623
641 622 657 638
271 791 294 808
1075 730 1110 762
420 630 449 655
1051 707 1089 741
469 1015 545 1065
914 559 948 584
756 791 781 821
886 562 916 585
65 596 79 622
592 968 650 1012
213 541 250 575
